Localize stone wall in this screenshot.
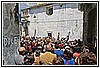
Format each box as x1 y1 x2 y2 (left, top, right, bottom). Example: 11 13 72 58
82 3 97 45
3 3 20 65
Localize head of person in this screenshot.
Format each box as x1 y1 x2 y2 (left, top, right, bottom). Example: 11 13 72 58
58 32 60 35
87 52 97 64
45 45 51 52
63 49 73 60
18 47 26 55
24 55 35 65
25 34 30 40
75 46 81 53
81 44 89 52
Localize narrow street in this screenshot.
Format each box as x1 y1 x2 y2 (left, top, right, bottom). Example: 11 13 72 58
2 2 98 66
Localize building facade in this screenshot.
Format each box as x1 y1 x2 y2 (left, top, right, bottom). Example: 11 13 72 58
3 3 20 65
78 3 97 47
21 3 83 41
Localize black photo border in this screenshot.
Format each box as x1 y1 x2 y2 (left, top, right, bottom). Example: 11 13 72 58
1 1 99 67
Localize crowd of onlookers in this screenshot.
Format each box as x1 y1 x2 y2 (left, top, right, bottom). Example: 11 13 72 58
14 34 97 65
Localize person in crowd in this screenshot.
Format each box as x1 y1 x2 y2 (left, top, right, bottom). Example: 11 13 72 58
57 32 60 40
20 37 25 47
65 32 70 42
62 48 74 65
24 51 35 65
87 52 97 65
52 56 64 65
79 44 96 65
54 46 64 57
14 47 26 65
77 39 82 47
33 45 44 65
77 44 90 65
39 45 57 65
53 46 64 65
73 46 81 65
73 46 81 58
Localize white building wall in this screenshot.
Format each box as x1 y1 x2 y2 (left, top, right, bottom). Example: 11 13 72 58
28 5 83 41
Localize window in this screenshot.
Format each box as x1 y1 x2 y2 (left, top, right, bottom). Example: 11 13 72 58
46 6 53 15
23 10 28 16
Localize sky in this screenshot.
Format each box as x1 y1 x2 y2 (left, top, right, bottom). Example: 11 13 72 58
20 3 36 10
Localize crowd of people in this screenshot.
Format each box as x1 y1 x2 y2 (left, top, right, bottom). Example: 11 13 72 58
14 34 97 65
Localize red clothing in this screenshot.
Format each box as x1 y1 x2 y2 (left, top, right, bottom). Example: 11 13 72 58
58 43 64 47
73 52 80 58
